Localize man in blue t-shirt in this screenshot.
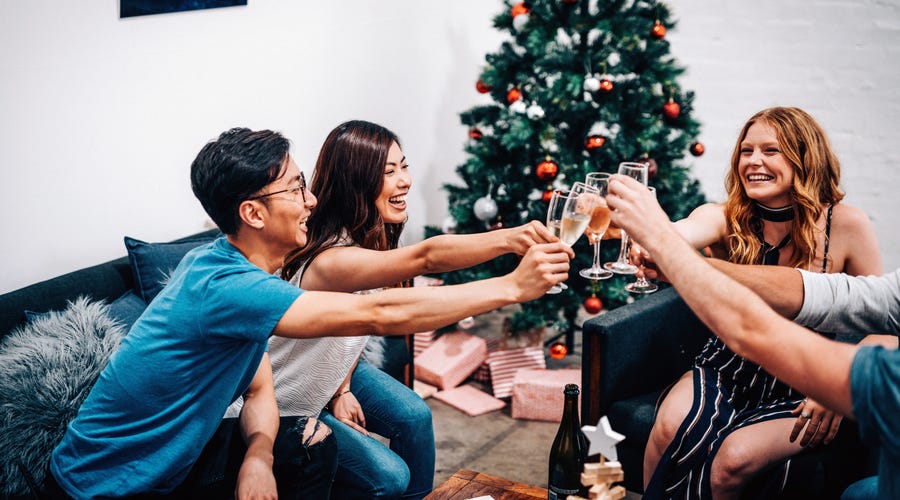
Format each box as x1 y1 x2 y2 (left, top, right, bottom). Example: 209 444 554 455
607 174 899 500
47 128 574 499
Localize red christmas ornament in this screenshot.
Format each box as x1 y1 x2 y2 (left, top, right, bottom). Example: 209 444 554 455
542 188 555 203
599 79 614 93
468 127 483 140
651 20 667 40
662 99 681 121
511 3 530 17
549 342 568 360
506 87 522 103
690 141 705 156
641 157 659 178
489 220 505 231
475 79 491 94
585 135 606 150
584 295 603 315
535 158 559 181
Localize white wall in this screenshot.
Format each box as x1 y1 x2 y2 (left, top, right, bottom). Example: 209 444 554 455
1 0 898 295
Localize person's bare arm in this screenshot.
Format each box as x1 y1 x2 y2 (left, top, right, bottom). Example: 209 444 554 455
235 354 279 499
607 175 858 417
672 202 728 250
706 259 805 318
274 242 572 339
300 221 555 291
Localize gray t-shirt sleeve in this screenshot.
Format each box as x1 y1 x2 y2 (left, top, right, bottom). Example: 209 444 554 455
795 269 900 335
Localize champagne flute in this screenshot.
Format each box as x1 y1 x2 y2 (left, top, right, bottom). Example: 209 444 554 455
624 186 659 293
579 173 613 280
560 182 599 247
604 162 649 274
545 189 575 294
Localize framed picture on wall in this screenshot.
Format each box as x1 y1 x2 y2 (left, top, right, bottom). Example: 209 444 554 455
120 1 247 18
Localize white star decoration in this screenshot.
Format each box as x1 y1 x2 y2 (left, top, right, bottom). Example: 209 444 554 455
582 416 625 461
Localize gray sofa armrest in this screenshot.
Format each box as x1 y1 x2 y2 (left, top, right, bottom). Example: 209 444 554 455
581 287 710 425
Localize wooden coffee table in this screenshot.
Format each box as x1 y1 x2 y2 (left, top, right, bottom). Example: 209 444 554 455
426 469 547 499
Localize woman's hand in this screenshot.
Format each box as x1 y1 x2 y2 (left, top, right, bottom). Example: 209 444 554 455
506 220 557 256
790 397 842 447
330 391 369 436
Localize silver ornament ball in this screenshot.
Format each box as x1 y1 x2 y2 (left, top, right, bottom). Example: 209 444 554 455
473 196 498 221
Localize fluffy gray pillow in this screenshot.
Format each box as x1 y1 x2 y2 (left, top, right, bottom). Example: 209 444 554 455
0 297 125 497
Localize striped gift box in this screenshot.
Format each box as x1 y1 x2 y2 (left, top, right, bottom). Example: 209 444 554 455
486 346 547 399
470 336 501 383
413 330 436 357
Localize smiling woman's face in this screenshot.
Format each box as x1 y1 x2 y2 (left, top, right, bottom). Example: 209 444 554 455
738 120 794 207
374 141 411 224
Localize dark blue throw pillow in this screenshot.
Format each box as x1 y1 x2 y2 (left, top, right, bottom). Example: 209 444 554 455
108 290 147 330
124 236 214 303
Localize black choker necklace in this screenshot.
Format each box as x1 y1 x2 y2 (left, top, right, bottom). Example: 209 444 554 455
754 202 794 222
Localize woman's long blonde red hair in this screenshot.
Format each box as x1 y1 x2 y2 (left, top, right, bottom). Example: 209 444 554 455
723 107 844 269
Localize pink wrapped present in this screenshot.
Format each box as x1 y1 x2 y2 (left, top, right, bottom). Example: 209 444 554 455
486 346 546 399
433 384 506 417
470 336 501 383
414 332 487 390
413 330 436 357
511 368 582 422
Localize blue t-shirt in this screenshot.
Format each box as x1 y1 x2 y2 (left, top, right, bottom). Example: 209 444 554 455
50 237 303 497
850 345 900 499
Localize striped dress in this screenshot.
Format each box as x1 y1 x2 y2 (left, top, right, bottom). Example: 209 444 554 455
644 209 833 499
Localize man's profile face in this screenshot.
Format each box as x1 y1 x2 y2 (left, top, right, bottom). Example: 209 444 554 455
254 156 316 253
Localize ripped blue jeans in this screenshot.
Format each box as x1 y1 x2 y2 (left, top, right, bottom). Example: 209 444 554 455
170 415 337 499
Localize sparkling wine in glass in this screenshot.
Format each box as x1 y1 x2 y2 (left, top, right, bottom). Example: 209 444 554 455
560 182 599 247
579 173 613 280
625 187 659 293
604 162 649 274
545 189 575 294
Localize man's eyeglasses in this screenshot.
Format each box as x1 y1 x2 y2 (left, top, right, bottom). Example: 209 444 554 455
247 172 307 203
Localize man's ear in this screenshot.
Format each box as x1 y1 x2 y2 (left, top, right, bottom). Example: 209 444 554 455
238 200 267 230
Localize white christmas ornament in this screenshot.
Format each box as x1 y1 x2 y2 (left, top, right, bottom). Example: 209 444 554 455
473 196 498 221
509 100 527 114
583 76 601 92
607 52 621 67
582 416 625 460
457 316 476 330
526 103 545 119
512 13 529 31
441 215 458 234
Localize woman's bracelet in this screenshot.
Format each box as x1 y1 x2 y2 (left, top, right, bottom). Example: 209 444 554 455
328 389 351 407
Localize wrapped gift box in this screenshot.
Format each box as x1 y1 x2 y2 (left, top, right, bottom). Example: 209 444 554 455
510 368 582 422
432 384 506 417
413 330 436 357
414 332 487 390
470 336 501 384
486 346 546 399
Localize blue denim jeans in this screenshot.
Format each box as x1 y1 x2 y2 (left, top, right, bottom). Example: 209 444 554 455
44 416 337 499
322 360 435 499
840 475 879 500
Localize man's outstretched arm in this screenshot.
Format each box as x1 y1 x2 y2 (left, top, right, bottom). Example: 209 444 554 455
607 174 858 417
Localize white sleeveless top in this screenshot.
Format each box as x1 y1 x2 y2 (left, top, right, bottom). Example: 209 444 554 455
225 233 377 418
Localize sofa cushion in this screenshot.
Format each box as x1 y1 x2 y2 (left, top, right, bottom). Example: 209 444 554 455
108 290 147 330
0 297 126 497
124 235 215 303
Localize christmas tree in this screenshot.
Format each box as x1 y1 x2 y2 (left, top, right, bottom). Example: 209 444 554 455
427 0 707 336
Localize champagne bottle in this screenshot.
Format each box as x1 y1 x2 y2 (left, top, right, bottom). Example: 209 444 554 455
547 383 588 499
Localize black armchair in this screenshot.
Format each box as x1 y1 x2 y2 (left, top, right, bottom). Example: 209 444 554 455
581 287 877 497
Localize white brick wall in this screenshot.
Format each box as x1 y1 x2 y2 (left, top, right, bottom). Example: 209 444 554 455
663 0 900 270
1 1 897 294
